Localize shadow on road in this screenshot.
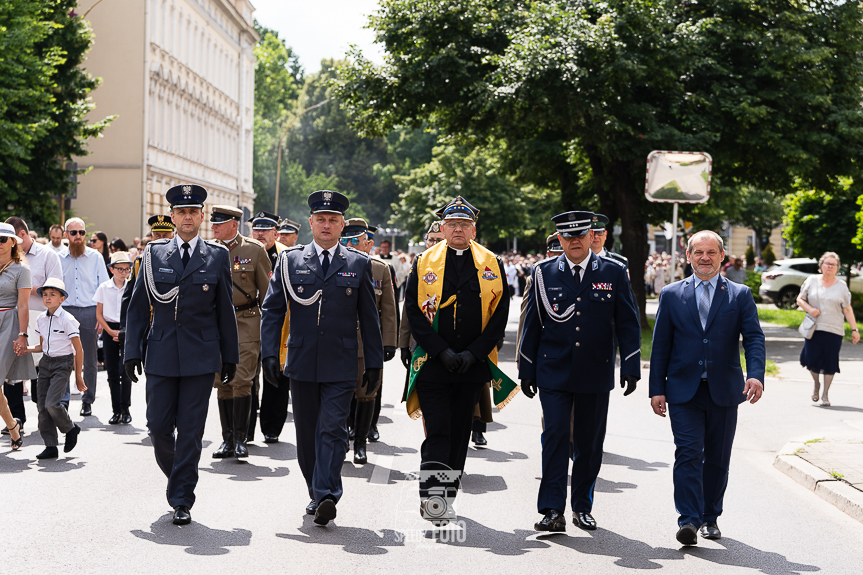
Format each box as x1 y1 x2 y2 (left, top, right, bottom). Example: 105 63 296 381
467 447 528 463
365 440 418 457
423 516 552 555
603 452 669 472
202 461 290 482
247 440 297 461
131 513 252 555
276 515 405 554
460 473 507 494
682 538 820 574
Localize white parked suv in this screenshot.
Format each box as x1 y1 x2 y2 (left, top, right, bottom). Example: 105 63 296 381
760 258 863 309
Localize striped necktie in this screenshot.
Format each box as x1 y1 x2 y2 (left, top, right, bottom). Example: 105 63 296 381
699 280 710 330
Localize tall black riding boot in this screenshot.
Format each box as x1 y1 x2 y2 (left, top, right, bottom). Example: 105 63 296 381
348 396 357 439
234 395 252 458
369 388 382 442
213 399 234 458
353 400 375 465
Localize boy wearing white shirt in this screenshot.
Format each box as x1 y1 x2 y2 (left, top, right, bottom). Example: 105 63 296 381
20 278 87 459
93 252 133 424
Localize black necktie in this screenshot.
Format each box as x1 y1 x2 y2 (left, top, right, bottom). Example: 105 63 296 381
182 242 191 268
321 249 330 275
572 265 581 289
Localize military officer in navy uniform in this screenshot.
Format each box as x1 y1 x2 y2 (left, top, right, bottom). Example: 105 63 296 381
260 190 383 526
278 218 301 247
124 184 239 526
519 210 640 533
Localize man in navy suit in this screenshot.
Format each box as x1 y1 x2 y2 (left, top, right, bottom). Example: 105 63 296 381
124 184 239 526
649 230 765 545
519 211 641 533
260 190 383 526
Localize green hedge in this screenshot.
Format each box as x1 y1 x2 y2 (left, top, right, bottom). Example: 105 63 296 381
745 270 762 303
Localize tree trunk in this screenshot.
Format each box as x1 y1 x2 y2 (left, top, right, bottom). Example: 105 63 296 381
608 160 650 328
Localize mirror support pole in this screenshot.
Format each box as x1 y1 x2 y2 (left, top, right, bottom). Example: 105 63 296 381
671 202 679 258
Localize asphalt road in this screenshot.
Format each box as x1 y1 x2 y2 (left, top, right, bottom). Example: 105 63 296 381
4 298 863 574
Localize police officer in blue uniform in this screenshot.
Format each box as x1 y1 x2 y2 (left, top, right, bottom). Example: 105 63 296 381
124 184 239 526
260 190 383 526
519 210 640 533
589 213 629 267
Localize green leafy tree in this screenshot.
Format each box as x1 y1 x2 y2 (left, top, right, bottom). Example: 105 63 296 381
392 141 552 244
337 0 863 323
762 243 777 268
727 187 785 254
0 2 114 231
784 180 863 284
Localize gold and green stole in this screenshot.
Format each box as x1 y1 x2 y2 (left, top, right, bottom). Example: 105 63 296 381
405 240 519 419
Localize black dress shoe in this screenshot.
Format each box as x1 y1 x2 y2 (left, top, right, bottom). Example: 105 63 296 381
471 430 487 446
173 506 191 525
305 499 318 515
64 423 81 453
535 509 566 532
108 413 121 425
573 511 597 531
36 446 59 459
314 498 337 525
700 521 721 540
80 402 92 416
676 523 698 545
212 441 234 459
121 409 132 424
263 434 279 444
367 426 379 442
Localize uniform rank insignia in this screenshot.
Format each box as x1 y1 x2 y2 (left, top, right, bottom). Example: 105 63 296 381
592 260 599 271
373 280 383 288
159 268 173 273
295 269 311 274
482 266 498 280
337 272 357 277
234 258 251 264
423 271 438 285
559 260 565 272
202 284 209 291
592 283 612 290
552 303 559 312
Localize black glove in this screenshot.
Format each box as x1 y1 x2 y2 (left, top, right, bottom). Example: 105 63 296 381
124 359 142 383
362 368 381 389
455 350 478 374
620 374 638 396
400 347 412 369
521 378 537 399
496 337 505 351
117 328 125 349
262 356 282 389
438 348 462 372
383 346 396 362
220 363 237 385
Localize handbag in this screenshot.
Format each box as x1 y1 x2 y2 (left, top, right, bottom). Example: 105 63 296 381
798 314 816 339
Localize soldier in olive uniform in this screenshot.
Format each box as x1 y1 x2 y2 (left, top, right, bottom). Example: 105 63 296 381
339 218 397 464
210 206 271 459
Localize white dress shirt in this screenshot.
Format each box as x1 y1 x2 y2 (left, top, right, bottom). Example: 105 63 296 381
311 241 340 266
59 246 108 307
24 240 62 313
92 278 127 323
175 235 200 258
35 306 80 357
564 253 590 281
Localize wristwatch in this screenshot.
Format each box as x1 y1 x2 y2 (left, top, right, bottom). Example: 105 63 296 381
17 332 27 338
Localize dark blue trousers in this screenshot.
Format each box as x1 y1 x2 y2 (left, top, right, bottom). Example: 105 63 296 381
669 380 738 527
291 379 355 504
538 389 609 514
145 372 215 509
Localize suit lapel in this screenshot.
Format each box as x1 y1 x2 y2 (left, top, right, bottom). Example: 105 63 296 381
684 277 702 330
166 240 184 277
303 244 323 280
325 245 346 280
704 275 727 331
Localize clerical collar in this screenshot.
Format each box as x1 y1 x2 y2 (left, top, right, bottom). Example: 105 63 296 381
448 245 470 256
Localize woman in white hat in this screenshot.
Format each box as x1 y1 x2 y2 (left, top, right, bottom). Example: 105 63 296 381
0 222 36 450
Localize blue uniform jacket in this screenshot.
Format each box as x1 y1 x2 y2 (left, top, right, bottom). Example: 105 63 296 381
260 243 383 383
124 237 239 377
518 252 641 393
648 274 765 406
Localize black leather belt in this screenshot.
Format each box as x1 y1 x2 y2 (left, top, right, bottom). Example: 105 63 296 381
235 302 258 312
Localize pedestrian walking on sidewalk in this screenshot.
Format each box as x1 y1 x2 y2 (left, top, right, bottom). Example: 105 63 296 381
796 252 859 407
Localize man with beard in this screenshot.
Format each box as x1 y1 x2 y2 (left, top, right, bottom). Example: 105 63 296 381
59 217 108 416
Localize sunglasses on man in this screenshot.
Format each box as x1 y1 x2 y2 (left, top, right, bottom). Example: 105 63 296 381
339 237 361 246
67 230 86 236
